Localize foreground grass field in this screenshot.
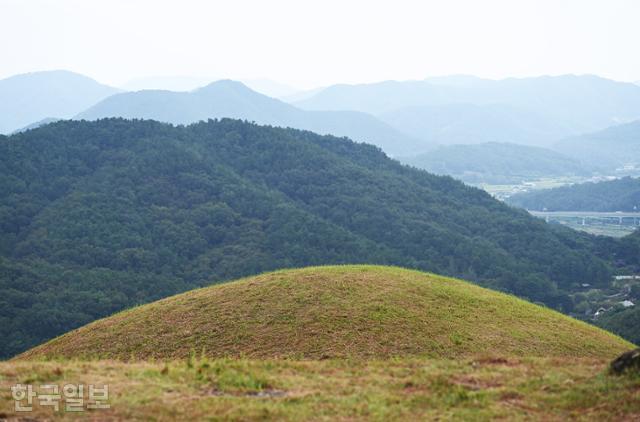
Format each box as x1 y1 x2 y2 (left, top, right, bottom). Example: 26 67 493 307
0 357 639 421
21 266 632 360
7 266 637 420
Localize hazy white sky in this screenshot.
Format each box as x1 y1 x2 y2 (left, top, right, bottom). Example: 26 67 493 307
1 0 639 89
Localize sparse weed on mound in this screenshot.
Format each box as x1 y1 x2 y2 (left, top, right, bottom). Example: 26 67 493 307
182 355 272 395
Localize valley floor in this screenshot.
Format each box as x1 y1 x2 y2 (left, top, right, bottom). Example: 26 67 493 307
0 357 638 421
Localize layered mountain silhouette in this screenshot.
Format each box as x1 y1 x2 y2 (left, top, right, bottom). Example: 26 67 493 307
8 71 640 177
553 120 640 170
380 103 571 147
0 70 119 134
76 80 427 156
296 75 640 139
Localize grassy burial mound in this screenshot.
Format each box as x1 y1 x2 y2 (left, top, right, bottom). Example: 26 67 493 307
20 266 633 361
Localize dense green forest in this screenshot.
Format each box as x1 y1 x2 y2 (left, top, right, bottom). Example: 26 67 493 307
594 230 640 343
0 119 632 358
597 307 640 345
507 177 640 211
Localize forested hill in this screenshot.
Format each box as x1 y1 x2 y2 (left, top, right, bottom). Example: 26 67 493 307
0 118 615 358
507 177 640 211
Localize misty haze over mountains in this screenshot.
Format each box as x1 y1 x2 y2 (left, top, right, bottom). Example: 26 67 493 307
554 120 640 170
120 76 300 98
379 103 571 147
3 70 640 182
296 75 640 131
76 79 424 156
0 70 119 134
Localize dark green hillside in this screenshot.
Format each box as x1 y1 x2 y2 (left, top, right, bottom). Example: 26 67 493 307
508 176 640 211
597 307 640 345
0 119 617 358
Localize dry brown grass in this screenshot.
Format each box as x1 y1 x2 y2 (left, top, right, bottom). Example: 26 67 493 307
1 357 639 421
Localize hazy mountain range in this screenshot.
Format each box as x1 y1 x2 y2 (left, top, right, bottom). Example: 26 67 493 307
0 70 119 134
11 117 61 134
295 75 640 137
120 75 212 92
75 80 426 156
553 120 640 170
379 103 571 147
4 70 640 180
120 76 300 98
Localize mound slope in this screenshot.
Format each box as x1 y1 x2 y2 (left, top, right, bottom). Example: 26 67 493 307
20 266 633 360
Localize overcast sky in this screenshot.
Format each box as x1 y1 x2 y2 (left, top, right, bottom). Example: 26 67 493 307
1 0 639 89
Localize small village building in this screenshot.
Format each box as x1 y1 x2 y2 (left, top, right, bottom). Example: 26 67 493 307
621 300 635 308
594 307 608 318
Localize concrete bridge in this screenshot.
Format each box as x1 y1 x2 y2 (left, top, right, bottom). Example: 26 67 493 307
529 211 640 226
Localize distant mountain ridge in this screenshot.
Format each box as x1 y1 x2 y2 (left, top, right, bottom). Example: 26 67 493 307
76 80 427 156
403 142 590 184
0 70 119 134
6 71 640 158
380 103 571 147
296 75 640 139
553 120 640 170
6 70 640 171
11 117 61 134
